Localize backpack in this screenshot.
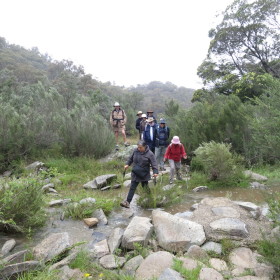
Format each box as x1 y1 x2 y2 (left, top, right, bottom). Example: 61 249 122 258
155 126 169 146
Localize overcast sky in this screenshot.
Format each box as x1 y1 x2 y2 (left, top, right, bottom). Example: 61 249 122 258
0 0 233 89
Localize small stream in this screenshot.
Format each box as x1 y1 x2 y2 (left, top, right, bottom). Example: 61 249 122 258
0 183 278 254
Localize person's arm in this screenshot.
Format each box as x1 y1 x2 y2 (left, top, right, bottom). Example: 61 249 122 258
149 153 159 176
126 150 135 166
167 127 170 139
164 145 170 161
181 144 187 159
109 111 113 126
123 110 127 124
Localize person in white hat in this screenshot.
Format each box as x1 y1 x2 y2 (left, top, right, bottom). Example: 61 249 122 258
143 117 156 153
139 113 147 140
164 136 187 184
135 110 143 139
110 102 128 150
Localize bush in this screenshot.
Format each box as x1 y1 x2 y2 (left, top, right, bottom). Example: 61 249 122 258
193 141 244 183
0 177 46 233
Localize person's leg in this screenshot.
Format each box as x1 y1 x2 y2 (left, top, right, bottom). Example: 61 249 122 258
126 181 139 203
121 128 127 144
159 146 166 169
114 131 119 145
168 159 175 183
155 147 161 169
175 161 182 180
141 181 150 193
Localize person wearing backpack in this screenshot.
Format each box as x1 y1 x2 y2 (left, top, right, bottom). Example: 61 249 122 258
155 118 170 171
110 102 128 150
164 136 187 184
120 140 158 208
135 111 143 139
143 117 157 153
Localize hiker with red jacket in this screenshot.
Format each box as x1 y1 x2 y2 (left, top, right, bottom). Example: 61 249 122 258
164 136 187 184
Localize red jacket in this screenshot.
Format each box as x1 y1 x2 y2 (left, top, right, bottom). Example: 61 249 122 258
164 143 186 162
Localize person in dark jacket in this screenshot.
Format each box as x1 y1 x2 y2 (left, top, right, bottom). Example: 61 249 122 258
146 109 157 123
135 111 143 139
120 140 158 208
143 117 157 154
155 118 170 171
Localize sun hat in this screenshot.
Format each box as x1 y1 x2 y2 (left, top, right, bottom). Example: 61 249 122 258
147 117 154 123
114 102 120 106
171 136 181 144
137 111 143 116
141 113 147 118
147 109 153 113
160 118 166 124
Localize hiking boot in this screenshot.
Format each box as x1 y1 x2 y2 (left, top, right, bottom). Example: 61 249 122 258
120 200 130 208
115 145 119 151
169 179 174 184
124 142 130 147
177 176 183 181
159 167 166 171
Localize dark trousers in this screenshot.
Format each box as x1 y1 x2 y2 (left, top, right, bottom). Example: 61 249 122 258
127 180 149 203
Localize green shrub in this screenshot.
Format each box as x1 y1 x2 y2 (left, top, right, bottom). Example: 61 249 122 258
0 178 46 233
194 141 244 183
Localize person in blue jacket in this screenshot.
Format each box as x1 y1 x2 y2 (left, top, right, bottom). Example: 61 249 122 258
143 117 157 154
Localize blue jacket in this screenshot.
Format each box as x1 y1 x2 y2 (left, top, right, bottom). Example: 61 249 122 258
143 124 156 148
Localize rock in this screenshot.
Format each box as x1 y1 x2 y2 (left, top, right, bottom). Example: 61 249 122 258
123 180 131 188
152 210 206 252
95 174 117 188
193 186 208 192
49 250 79 271
2 171 12 177
232 276 265 280
253 262 274 279
83 179 98 189
1 239 16 256
42 183 55 192
48 187 58 194
199 267 223 280
234 201 260 212
211 206 240 218
190 203 199 211
229 247 257 269
101 185 111 191
122 216 153 250
162 184 175 191
186 245 208 260
135 251 174 280
210 218 249 238
124 173 132 180
25 161 44 170
244 170 268 181
58 265 83 280
49 199 71 207
158 268 184 280
112 184 121 189
108 227 123 253
83 218 99 227
33 232 71 262
79 197 96 204
201 241 222 255
123 255 144 276
209 258 228 271
249 182 267 190
0 261 42 279
91 239 109 258
178 256 199 270
2 250 28 265
174 211 194 219
99 254 126 269
93 209 108 225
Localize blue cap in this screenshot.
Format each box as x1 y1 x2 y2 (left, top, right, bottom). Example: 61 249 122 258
160 118 166 124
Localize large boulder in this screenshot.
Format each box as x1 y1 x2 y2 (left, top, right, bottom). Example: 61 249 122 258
83 174 117 189
122 216 153 250
152 210 206 252
135 251 174 280
33 232 71 262
1 239 16 256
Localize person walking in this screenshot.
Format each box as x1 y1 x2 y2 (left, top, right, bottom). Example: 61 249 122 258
143 117 156 154
109 102 128 150
120 140 158 208
146 110 157 123
164 136 187 184
139 113 147 140
135 111 143 139
155 118 170 171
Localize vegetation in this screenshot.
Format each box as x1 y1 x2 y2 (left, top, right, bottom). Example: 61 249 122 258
0 177 46 233
172 258 201 280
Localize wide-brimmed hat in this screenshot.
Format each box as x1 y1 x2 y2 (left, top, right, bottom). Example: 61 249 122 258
137 111 143 116
141 113 147 118
147 109 153 113
114 102 120 106
160 118 166 124
171 136 181 144
147 117 154 123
